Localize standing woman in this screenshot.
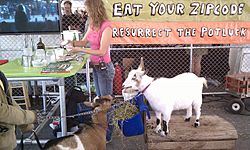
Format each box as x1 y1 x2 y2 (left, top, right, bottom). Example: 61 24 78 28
69 0 115 143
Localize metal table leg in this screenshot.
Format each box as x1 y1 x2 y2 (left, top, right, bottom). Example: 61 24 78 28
86 58 91 102
58 78 67 136
41 81 47 113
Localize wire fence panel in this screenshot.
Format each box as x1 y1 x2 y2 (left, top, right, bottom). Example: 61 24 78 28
1 35 250 96
110 44 250 95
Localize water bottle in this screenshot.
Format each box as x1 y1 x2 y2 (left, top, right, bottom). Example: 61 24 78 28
34 36 46 64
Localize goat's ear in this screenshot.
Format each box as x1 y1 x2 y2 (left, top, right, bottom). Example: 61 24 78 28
138 57 145 71
144 69 149 75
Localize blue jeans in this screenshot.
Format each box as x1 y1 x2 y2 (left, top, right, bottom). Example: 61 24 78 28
106 107 114 141
92 62 115 96
92 62 115 141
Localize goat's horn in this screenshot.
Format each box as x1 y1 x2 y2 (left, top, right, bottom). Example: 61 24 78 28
138 57 145 71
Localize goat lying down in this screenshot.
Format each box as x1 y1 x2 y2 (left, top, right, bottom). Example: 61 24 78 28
42 95 112 150
122 58 207 137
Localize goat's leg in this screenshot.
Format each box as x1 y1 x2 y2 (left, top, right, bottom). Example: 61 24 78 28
161 120 169 137
154 111 162 134
161 112 171 137
184 105 192 122
193 103 201 127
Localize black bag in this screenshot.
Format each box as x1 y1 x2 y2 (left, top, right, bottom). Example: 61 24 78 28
0 71 12 105
53 86 91 136
66 86 88 115
66 86 87 129
0 71 9 93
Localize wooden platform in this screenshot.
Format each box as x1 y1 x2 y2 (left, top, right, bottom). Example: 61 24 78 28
146 115 238 150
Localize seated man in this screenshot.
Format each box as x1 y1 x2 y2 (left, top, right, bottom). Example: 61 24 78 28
0 71 36 150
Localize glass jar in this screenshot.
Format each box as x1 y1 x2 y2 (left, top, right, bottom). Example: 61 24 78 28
46 49 56 64
34 49 46 61
32 49 46 67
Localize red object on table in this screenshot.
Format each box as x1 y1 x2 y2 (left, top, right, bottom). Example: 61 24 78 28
0 60 8 65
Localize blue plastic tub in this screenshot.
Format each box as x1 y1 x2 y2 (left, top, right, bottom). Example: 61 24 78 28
118 112 144 137
118 94 150 137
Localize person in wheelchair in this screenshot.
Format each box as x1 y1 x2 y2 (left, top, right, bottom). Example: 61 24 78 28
0 71 36 150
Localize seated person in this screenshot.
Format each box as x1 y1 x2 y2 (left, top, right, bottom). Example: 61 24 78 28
0 71 36 150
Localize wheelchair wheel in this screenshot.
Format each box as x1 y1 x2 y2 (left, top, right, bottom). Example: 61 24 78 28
228 99 245 114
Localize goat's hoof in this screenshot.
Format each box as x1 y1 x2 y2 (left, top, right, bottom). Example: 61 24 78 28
194 122 200 127
160 131 168 137
154 128 162 134
185 117 191 122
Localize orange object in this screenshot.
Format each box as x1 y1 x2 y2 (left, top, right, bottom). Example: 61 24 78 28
113 63 123 95
111 21 250 44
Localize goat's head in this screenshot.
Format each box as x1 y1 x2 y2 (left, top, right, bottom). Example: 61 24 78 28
94 95 113 111
84 95 113 112
122 57 146 90
86 95 112 127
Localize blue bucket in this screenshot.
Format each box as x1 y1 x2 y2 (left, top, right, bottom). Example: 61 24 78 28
118 93 150 137
118 112 144 137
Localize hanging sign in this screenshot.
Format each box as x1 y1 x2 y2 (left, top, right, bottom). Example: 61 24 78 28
104 0 250 44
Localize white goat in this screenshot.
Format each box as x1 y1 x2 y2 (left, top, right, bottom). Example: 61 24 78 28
122 58 207 137
42 96 112 150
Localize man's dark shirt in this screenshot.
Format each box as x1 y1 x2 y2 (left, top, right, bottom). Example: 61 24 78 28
62 14 81 30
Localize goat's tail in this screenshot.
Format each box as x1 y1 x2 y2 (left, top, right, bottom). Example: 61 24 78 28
200 77 208 88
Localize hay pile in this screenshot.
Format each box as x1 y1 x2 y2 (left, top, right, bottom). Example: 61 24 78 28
112 101 139 129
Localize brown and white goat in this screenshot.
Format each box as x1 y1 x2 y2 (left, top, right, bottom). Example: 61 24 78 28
43 95 112 150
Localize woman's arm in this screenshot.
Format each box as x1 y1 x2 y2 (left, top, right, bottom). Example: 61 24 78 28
71 27 112 56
